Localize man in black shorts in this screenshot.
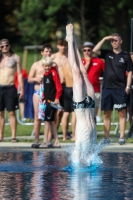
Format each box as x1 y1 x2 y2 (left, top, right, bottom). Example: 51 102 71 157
51 39 68 129
62 62 76 141
0 39 24 142
93 33 133 145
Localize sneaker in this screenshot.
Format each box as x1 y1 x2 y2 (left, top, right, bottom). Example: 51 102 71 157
118 138 125 145
102 138 111 144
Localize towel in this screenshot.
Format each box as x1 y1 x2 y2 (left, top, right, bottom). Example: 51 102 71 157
24 79 34 119
38 78 46 120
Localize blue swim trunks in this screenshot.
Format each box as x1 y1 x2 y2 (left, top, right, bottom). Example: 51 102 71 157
34 90 40 96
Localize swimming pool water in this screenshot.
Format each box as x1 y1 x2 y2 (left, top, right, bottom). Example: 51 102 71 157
0 150 133 200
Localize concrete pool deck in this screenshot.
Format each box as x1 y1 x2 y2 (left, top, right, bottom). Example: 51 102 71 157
0 142 132 152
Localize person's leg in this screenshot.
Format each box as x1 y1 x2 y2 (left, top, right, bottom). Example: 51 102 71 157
47 131 52 143
4 86 19 142
0 111 5 141
19 102 26 122
61 112 70 141
72 28 95 100
66 24 91 160
101 89 114 141
113 89 127 143
33 93 41 143
39 121 50 148
55 83 65 129
95 93 102 123
43 121 50 144
128 109 133 125
50 121 60 147
97 107 101 116
8 111 17 139
104 110 112 139
118 109 126 139
55 110 63 129
66 24 85 102
96 107 102 123
71 111 76 141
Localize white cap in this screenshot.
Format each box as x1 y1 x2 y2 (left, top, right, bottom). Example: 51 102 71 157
83 42 94 48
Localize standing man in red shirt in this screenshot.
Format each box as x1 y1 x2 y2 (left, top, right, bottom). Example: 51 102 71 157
82 42 105 123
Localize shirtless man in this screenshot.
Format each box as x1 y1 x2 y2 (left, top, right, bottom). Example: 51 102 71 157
28 44 54 148
0 39 24 142
51 39 68 129
66 24 97 161
62 62 76 141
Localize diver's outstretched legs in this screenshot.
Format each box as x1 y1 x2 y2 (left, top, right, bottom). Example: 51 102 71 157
66 24 96 162
66 24 85 102
66 24 94 100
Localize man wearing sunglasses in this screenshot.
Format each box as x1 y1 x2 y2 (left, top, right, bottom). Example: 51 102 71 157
82 42 105 123
0 39 24 142
93 33 133 145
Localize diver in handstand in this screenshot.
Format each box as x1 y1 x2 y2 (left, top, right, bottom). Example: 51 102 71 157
66 24 97 160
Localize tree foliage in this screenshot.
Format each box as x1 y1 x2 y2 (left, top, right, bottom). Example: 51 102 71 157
99 0 133 50
0 0 22 41
17 0 72 45
1 0 133 50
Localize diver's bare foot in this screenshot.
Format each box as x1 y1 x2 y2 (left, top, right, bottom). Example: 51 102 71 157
66 23 73 42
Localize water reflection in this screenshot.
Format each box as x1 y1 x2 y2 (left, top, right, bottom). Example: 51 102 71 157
0 151 133 199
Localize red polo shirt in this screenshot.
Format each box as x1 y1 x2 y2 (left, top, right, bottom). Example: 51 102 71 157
82 57 105 92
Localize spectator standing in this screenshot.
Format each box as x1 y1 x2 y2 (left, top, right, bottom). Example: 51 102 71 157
28 44 55 148
0 39 24 142
39 57 62 148
93 33 133 145
62 62 76 141
127 53 133 125
51 39 68 129
82 41 105 123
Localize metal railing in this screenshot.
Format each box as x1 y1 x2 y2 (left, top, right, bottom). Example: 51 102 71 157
5 77 119 135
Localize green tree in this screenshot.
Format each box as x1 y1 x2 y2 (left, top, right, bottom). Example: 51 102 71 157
0 0 22 41
72 0 101 46
99 0 133 50
17 0 72 45
17 0 133 50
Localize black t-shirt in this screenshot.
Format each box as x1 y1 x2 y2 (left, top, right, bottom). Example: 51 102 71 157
44 73 56 101
99 49 133 89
